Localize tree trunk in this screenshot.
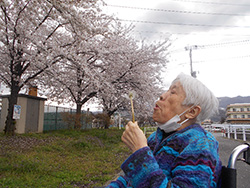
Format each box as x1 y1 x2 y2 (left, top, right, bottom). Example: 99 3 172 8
104 113 111 129
75 103 82 129
4 84 20 135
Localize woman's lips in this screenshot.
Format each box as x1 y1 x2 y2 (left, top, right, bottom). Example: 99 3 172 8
154 103 160 110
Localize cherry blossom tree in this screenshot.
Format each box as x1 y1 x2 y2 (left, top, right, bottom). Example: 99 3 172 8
42 19 170 129
0 0 106 134
98 33 169 127
0 0 170 133
39 19 120 129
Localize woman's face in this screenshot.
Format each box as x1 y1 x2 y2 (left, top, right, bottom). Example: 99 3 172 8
153 81 188 124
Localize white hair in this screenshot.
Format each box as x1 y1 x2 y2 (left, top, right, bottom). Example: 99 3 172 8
172 73 219 123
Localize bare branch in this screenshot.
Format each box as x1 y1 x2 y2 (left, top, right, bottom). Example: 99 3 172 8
46 23 62 41
0 74 11 87
81 91 97 104
1 5 10 46
45 22 69 41
12 0 32 46
21 62 30 74
33 6 54 32
21 55 64 88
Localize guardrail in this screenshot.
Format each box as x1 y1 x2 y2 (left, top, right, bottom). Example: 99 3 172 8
144 124 250 142
224 125 250 142
205 124 250 142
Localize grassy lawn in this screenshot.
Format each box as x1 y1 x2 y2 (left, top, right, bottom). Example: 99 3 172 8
0 129 131 188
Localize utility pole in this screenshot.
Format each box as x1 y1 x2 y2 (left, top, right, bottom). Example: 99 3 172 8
185 45 198 78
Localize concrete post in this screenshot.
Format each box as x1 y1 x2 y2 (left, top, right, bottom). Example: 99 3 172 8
234 128 237 140
242 127 246 141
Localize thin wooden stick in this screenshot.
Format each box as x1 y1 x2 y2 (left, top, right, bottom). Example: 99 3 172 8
130 96 135 123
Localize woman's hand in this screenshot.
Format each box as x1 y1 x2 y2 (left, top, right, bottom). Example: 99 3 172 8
122 121 148 153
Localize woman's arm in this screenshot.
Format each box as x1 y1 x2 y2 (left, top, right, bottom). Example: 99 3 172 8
107 123 221 188
105 176 128 188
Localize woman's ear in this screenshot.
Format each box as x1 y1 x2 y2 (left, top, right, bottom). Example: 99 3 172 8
185 105 201 119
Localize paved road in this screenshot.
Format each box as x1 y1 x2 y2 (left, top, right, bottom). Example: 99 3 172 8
213 133 250 188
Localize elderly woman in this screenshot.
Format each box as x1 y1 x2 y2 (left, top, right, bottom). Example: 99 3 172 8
106 73 222 188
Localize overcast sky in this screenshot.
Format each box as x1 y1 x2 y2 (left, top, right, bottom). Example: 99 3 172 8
1 0 249 104
102 0 250 98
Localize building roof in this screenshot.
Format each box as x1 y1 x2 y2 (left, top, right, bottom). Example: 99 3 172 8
0 94 47 101
227 103 250 107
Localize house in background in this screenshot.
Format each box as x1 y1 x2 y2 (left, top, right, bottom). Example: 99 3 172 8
226 103 250 124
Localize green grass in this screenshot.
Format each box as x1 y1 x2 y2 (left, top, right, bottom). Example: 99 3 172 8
0 129 131 188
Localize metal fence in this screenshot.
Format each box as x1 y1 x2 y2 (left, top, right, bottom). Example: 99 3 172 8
43 105 92 131
204 124 250 141
223 124 250 141
143 124 250 142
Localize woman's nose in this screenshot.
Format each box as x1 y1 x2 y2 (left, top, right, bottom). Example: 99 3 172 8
160 91 168 101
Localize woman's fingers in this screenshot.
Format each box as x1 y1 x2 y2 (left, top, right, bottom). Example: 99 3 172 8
122 121 148 153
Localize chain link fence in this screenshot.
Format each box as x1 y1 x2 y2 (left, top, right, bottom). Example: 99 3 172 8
44 105 92 131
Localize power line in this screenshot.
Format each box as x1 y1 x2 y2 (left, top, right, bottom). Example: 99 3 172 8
172 0 250 7
200 40 250 48
133 30 250 37
119 19 250 29
169 54 250 65
106 4 250 17
168 40 250 54
182 43 250 77
192 54 250 64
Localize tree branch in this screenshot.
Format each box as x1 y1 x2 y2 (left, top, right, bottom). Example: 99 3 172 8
21 55 63 88
12 0 31 46
21 62 30 74
0 74 11 87
1 5 10 46
46 70 78 103
45 23 63 41
81 83 90 93
34 6 54 32
81 91 97 104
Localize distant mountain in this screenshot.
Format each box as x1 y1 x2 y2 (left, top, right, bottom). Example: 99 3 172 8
218 96 250 109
